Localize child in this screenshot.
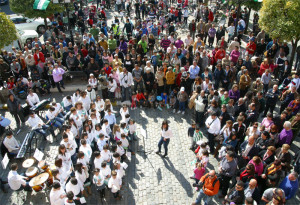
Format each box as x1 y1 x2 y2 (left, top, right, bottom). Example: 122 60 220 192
65 191 75 205
191 163 206 191
148 92 156 108
197 149 209 168
188 122 196 150
97 134 108 152
128 119 137 141
136 90 146 108
94 151 104 170
100 144 112 167
131 91 137 110
100 162 111 185
116 141 126 162
170 94 177 111
88 73 98 91
93 168 106 199
114 162 125 179
113 124 121 141
108 170 122 200
120 133 135 155
161 91 168 108
86 84 96 101
112 152 121 164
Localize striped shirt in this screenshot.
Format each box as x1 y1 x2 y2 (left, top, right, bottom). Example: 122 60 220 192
193 131 204 142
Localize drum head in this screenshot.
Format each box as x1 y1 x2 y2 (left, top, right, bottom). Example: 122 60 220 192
26 167 38 177
22 158 35 168
29 173 49 187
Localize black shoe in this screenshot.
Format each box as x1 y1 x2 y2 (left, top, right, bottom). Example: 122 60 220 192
155 151 161 155
59 90 63 93
62 86 65 89
162 154 167 158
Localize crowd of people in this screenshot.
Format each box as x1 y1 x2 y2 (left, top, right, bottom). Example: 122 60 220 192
1 0 300 204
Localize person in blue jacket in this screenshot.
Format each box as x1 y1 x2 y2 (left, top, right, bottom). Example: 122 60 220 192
279 172 299 200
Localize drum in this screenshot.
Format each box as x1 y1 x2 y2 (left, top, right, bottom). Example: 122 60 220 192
22 158 35 168
29 172 49 192
25 167 39 178
38 160 49 171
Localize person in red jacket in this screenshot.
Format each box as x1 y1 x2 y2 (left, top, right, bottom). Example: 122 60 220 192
33 48 45 65
136 90 146 107
246 39 256 56
215 47 226 63
103 63 112 76
208 9 214 22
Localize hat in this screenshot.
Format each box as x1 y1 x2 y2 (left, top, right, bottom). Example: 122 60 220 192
182 72 187 77
90 73 94 76
180 87 185 92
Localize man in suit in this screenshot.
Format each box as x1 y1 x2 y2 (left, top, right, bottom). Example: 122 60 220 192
239 136 259 168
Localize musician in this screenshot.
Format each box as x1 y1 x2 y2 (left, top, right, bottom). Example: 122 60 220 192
52 102 65 119
66 178 84 204
26 89 40 107
27 111 55 141
46 106 64 128
50 182 66 205
62 96 74 112
3 131 20 157
61 133 77 164
7 163 32 191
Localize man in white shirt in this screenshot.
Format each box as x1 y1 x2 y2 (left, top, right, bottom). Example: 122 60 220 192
119 68 133 102
62 95 74 112
27 112 55 142
46 106 64 128
26 89 40 107
195 91 207 127
226 23 235 42
50 182 66 205
65 178 83 203
8 163 32 191
205 112 221 153
3 131 20 157
52 102 65 119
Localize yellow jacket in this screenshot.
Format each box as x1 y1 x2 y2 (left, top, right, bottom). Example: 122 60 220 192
166 71 175 85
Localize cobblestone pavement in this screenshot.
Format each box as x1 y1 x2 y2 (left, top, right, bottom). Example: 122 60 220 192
1 90 299 204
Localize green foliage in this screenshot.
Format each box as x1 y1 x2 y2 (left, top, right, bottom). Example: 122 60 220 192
0 12 18 49
10 0 64 19
242 1 262 11
259 0 300 42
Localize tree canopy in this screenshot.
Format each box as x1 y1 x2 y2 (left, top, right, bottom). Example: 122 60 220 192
10 0 64 19
0 12 18 49
259 0 300 43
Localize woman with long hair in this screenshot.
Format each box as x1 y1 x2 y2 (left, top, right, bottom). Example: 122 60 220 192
156 120 173 157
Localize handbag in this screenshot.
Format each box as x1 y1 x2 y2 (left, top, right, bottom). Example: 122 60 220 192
214 133 224 143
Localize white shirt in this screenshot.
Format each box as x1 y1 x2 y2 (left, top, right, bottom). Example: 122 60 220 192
161 129 173 139
205 116 221 135
86 89 96 101
108 177 122 193
50 188 66 205
100 166 111 178
46 110 56 120
95 99 105 111
94 157 104 170
27 114 44 130
195 95 206 112
62 97 74 108
75 170 88 185
78 96 91 111
93 173 105 187
66 181 83 196
120 138 129 149
8 170 26 190
119 72 133 88
120 108 129 123
27 93 40 107
53 104 63 115
100 150 112 162
3 136 19 152
128 123 137 134
61 139 77 156
116 145 125 156
70 113 83 128
79 145 92 161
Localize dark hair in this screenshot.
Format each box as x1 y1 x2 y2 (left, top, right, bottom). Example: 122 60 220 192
75 163 83 174
70 177 78 185
10 163 18 170
227 151 235 158
236 181 244 188
53 182 61 189
161 120 169 131
245 197 254 204
66 191 74 200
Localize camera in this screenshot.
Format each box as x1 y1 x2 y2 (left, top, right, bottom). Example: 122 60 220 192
192 182 204 188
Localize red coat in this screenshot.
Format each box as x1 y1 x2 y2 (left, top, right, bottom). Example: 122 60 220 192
258 63 269 76
103 66 112 76
208 11 214 22
215 49 226 61
33 52 45 65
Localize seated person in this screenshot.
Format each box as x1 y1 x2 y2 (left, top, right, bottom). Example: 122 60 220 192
62 96 74 112
8 163 32 191
26 89 40 107
46 106 64 128
3 131 20 157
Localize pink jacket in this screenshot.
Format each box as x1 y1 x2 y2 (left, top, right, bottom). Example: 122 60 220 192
249 160 263 176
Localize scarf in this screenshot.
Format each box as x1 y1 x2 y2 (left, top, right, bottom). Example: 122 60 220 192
267 164 278 175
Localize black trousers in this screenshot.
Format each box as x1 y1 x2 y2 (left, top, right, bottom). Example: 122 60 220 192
264 103 276 116
195 111 204 127
208 132 215 153
219 174 232 196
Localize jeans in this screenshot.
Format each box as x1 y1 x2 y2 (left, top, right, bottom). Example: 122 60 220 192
158 137 170 155
50 117 64 128
179 102 186 111
34 125 55 139
121 86 131 102
64 105 72 112
195 189 213 205
263 83 269 93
